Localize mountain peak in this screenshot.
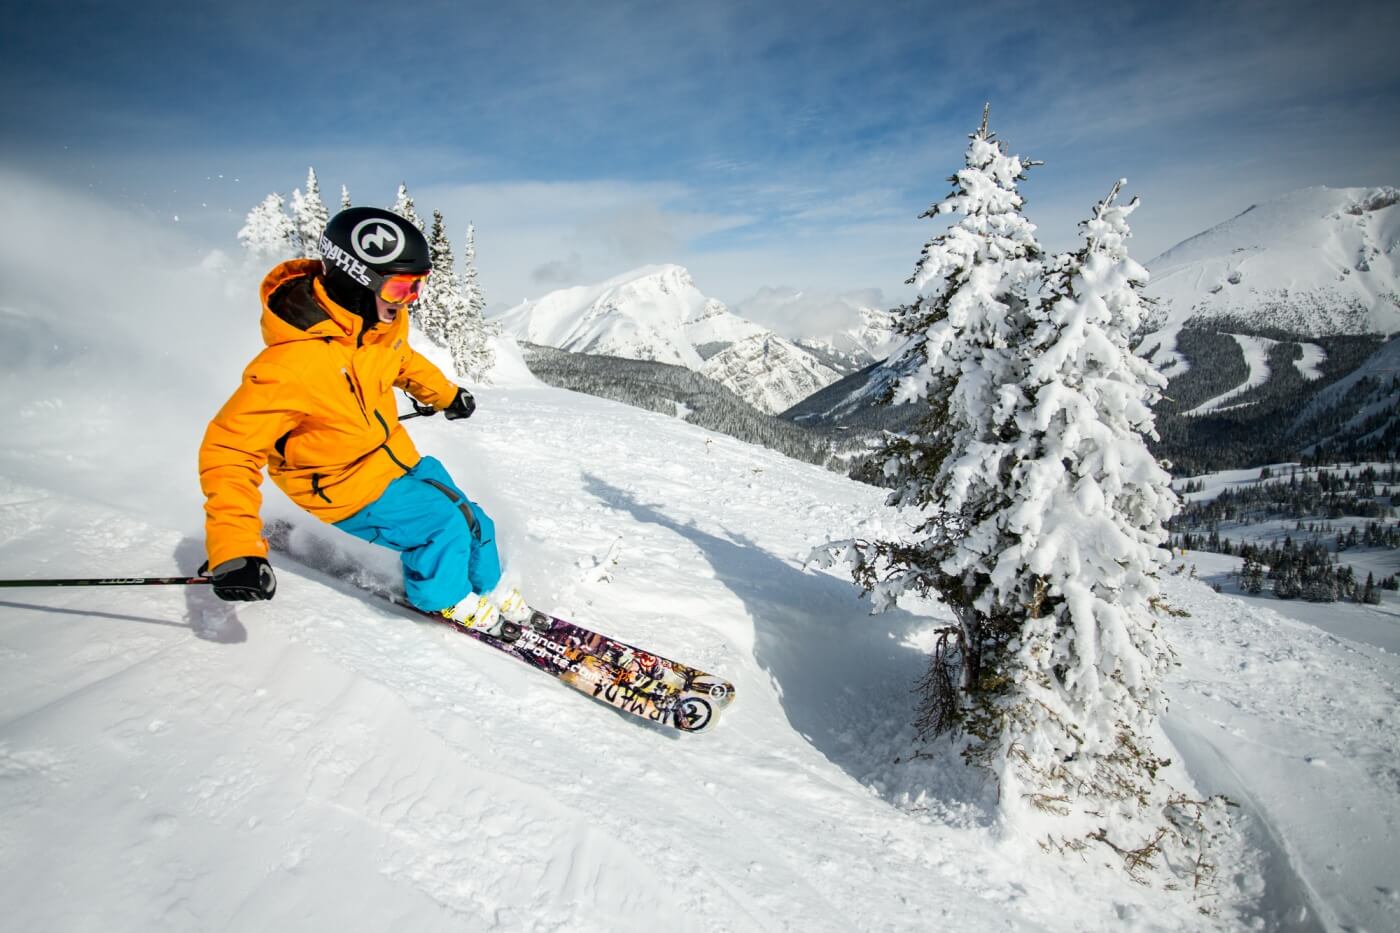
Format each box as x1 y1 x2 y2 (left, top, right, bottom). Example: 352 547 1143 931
493 267 842 413
597 263 695 293
1145 184 1400 337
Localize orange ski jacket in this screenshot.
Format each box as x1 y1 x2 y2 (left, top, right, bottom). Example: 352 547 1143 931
200 260 459 568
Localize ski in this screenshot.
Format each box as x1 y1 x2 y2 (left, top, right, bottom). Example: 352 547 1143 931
264 521 736 733
400 596 736 733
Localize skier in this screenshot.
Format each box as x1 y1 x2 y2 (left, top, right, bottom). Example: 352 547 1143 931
198 205 523 629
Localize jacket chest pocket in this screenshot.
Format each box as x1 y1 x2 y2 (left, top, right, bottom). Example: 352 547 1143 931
347 350 399 418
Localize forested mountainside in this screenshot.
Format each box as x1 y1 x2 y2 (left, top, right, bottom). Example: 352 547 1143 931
1151 330 1395 474
518 343 856 471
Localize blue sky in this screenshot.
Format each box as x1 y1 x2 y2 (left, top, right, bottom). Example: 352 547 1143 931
3 0 1397 327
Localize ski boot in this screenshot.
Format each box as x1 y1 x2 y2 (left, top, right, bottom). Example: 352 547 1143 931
443 594 504 636
494 587 531 624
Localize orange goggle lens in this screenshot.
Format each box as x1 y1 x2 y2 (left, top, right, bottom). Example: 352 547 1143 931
379 274 426 304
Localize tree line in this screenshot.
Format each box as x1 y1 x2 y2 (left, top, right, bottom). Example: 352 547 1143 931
1172 465 1398 526
1169 464 1399 603
520 343 853 470
1228 537 1394 603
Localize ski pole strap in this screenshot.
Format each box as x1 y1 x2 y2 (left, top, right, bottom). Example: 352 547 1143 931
0 576 212 588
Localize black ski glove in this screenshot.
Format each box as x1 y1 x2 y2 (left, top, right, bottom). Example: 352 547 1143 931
200 556 277 602
443 387 476 421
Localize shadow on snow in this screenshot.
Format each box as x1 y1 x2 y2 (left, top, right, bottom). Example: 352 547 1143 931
580 472 984 809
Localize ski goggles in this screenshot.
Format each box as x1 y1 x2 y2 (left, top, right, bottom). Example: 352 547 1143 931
368 270 428 304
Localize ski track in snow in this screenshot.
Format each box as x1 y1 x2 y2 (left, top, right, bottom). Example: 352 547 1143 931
2 367 1396 931
1293 343 1326 381
1184 334 1277 416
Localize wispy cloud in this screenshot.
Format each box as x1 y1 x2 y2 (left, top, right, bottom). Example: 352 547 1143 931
2 0 1395 318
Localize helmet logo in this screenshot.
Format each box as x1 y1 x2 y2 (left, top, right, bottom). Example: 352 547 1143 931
350 218 407 264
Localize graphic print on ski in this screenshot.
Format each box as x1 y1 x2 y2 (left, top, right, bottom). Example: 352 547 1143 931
408 598 736 733
263 520 735 733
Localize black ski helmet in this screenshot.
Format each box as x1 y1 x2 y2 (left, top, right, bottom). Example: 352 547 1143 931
318 206 431 320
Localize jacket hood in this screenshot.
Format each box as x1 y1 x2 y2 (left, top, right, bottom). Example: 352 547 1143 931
258 259 406 348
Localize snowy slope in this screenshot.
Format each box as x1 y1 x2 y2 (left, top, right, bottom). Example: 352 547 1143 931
1293 333 1400 430
493 266 840 414
1144 186 1400 346
6 361 1398 930
0 370 1178 933
778 358 908 434
1157 564 1400 932
4 173 1399 931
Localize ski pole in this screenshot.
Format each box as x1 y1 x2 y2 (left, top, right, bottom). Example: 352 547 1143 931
398 390 438 422
399 403 439 420
0 575 211 589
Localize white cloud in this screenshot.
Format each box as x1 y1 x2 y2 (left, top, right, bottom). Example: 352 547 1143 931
415 179 755 307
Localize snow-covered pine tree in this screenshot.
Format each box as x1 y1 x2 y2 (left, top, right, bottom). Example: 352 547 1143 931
834 104 1046 736
237 193 298 262
815 113 1226 883
461 223 485 321
454 222 496 382
415 211 456 347
391 182 425 231
289 167 329 259
990 179 1216 873
287 189 309 256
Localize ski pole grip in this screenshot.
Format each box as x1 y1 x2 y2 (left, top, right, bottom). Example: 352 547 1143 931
0 576 213 588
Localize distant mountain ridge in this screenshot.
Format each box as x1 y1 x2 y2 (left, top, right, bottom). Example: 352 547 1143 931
493 265 842 414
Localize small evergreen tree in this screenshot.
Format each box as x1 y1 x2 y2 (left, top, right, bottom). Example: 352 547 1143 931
289 167 330 259
833 105 1048 742
1241 557 1265 595
237 193 298 261
453 222 496 382
415 212 493 380
461 223 486 324
1362 572 1380 604
391 182 425 231
416 211 457 346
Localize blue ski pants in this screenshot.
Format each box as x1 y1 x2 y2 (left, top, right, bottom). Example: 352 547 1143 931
334 456 501 612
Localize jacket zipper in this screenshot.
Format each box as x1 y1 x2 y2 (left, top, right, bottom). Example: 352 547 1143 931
343 369 369 423
335 368 411 486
